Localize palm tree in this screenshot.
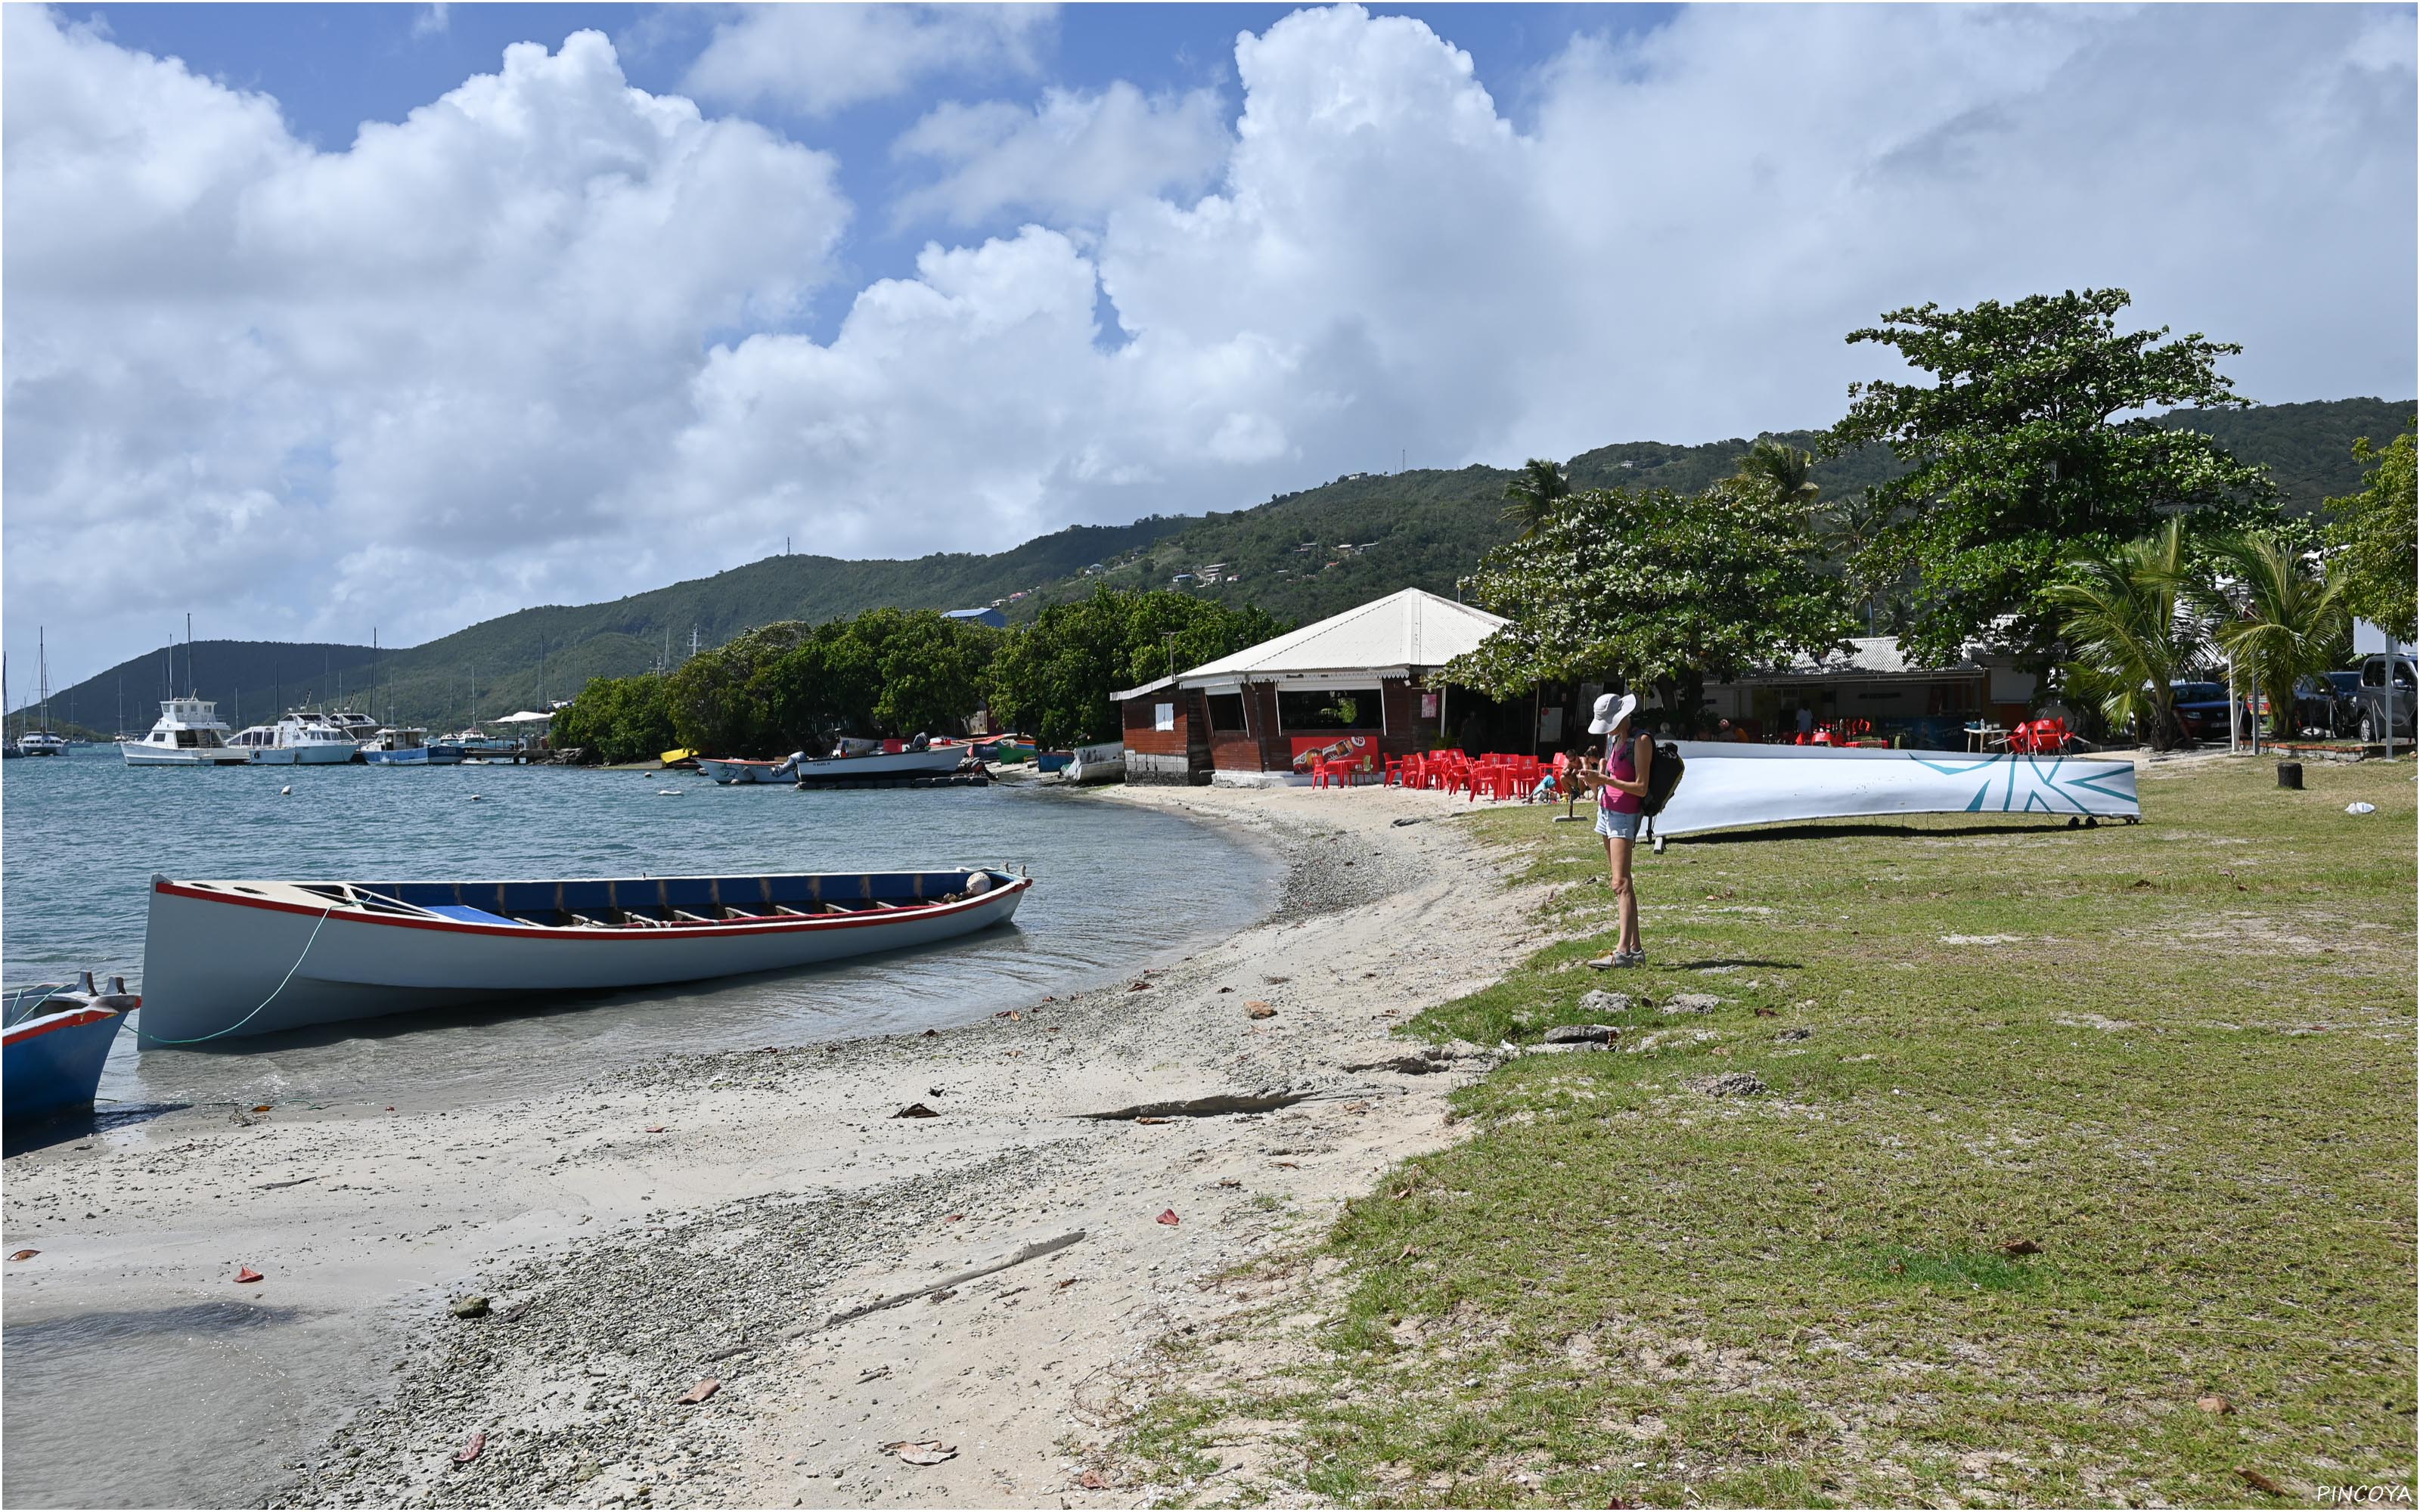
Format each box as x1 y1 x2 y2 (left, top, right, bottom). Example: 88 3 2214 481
1734 439 1820 511
2049 519 2211 751
2199 534 2348 740
1501 458 1570 537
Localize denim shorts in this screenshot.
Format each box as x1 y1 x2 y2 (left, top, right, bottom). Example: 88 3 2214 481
1595 806 1640 840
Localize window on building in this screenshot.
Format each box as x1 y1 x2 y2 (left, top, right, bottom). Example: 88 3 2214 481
1277 689 1379 730
1206 693 1247 732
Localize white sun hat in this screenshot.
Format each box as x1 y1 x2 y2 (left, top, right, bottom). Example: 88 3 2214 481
1588 692 1637 735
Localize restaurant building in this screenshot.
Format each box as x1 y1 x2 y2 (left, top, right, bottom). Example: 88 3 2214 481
1113 588 1509 784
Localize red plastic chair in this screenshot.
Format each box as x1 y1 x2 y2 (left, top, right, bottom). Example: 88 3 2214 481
1309 755 1335 789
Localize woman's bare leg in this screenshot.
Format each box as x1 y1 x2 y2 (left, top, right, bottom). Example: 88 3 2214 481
1609 835 1640 954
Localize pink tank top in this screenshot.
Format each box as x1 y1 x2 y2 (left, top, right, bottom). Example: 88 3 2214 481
1600 741 1643 815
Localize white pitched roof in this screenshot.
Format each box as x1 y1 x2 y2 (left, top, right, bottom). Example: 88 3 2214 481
1177 588 1508 684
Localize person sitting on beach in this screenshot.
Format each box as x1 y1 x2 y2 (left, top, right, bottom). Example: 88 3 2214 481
1584 694 1653 968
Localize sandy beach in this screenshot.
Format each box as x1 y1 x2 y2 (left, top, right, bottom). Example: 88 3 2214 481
2 782 1549 1508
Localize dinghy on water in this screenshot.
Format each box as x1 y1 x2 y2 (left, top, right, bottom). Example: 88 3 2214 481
138 867 1031 1045
696 754 799 785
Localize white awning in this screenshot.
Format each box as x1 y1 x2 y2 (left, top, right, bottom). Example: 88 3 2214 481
1176 588 1506 686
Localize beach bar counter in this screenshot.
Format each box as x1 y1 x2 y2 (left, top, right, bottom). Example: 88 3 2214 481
1115 588 1508 785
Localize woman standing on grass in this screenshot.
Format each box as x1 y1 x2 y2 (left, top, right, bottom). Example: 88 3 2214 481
1588 692 1653 968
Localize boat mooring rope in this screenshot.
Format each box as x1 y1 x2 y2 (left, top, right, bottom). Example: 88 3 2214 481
141 902 337 1046
5 983 70 1028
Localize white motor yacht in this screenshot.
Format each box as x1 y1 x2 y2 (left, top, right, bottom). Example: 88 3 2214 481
124 697 250 766
231 711 361 765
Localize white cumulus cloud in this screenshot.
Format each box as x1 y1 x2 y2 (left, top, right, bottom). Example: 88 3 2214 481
7 2 2412 683
3 10 850 674
684 4 1054 117
890 82 1230 229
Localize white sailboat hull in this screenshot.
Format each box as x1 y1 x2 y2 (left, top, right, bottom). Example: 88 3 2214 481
138 869 1031 1043
1651 745 2142 838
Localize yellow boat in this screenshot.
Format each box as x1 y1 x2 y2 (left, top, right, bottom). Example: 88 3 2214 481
660 747 699 769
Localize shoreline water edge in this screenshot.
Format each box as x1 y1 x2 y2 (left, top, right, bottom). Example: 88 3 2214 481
2 782 1550 1510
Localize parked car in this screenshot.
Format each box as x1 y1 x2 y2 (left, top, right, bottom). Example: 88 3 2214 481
2167 680 2253 743
2293 671 2366 737
2347 654 2417 742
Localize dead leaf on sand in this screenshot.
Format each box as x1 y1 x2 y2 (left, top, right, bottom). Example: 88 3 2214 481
1134 1116 1172 1125
1156 1208 1181 1226
1246 1001 1277 1019
453 1430 486 1466
886 1440 957 1466
1079 1469 1110 1489
644 1126 668 1134
251 1104 272 1114
1127 981 1150 992
1217 1179 1242 1188
233 1266 264 1284
678 1378 721 1405
892 1103 941 1119
8 1250 37 1262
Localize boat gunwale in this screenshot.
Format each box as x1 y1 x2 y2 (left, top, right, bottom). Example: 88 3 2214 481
150 872 1032 943
3 1005 126 1046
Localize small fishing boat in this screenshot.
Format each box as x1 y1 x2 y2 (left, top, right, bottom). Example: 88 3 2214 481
697 754 799 785
123 697 251 766
138 866 1032 1043
791 745 965 782
1035 750 1073 774
5 976 136 1124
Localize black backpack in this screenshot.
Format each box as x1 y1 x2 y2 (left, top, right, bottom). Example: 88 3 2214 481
1638 739 1686 819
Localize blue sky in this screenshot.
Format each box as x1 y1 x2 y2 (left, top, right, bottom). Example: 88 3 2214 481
8 3 2414 680
57 4 1677 343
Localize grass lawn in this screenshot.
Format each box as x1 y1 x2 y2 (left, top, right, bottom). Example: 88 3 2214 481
1128 755 2416 1507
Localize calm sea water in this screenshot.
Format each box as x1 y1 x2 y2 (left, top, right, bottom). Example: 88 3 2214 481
1 747 1276 1116
2 748 1276 1508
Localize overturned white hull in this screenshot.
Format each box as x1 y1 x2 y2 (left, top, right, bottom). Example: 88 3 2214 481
138 868 1031 1044
1652 745 2141 839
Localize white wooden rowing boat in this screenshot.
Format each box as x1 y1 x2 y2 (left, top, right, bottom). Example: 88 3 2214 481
792 746 964 780
138 867 1031 1044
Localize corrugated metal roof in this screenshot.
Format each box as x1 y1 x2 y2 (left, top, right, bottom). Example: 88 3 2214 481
1109 674 1181 703
1177 588 1508 683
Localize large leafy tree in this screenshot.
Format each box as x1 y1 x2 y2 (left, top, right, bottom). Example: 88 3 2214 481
551 673 676 764
2325 420 2416 643
2048 519 2211 751
987 587 1288 748
1825 288 2274 671
650 609 1003 756
1500 458 1571 538
1444 482 1854 719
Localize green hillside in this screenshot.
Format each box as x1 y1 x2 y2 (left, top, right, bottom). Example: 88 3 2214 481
42 397 2406 732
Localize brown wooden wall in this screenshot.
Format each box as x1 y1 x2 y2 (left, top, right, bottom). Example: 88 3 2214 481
1120 689 1211 783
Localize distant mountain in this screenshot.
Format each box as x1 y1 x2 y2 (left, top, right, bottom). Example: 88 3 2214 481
39 397 2407 731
